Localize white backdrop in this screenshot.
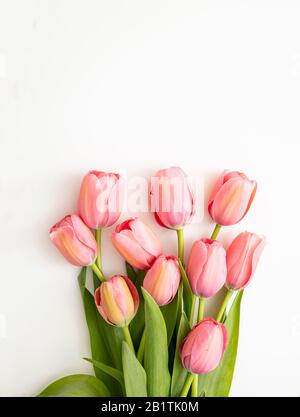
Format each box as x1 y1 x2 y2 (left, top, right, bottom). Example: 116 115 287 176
1 0 300 397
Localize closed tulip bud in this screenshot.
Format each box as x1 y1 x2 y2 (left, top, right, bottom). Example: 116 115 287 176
111 218 162 270
95 275 139 327
143 255 181 306
226 232 266 290
208 170 257 226
149 167 195 230
187 239 227 298
78 170 123 229
50 214 97 266
180 318 228 375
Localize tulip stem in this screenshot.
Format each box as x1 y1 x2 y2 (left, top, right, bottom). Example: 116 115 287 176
180 373 195 397
198 297 205 322
192 375 198 397
95 228 102 271
211 224 221 240
189 295 198 327
122 326 135 353
137 329 146 363
176 229 184 263
191 297 205 398
216 289 234 322
91 263 105 283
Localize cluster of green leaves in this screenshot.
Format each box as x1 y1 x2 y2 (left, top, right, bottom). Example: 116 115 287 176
38 267 243 397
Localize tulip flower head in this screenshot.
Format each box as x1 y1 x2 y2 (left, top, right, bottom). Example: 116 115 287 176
187 238 227 298
149 167 195 230
143 255 181 306
95 275 139 327
78 170 123 229
226 232 266 290
111 218 162 270
50 214 98 266
180 318 228 375
208 170 257 226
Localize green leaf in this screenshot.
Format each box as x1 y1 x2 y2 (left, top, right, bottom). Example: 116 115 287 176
129 270 145 348
125 262 137 284
38 374 110 397
78 268 123 396
161 292 180 345
171 311 190 397
122 342 147 397
198 291 244 397
83 358 124 385
178 260 193 318
142 288 171 397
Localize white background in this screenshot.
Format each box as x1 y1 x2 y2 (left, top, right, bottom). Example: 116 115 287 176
0 0 300 397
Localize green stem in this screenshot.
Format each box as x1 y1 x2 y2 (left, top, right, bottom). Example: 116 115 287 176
137 329 146 363
216 289 234 322
191 297 204 397
95 229 102 271
180 373 195 397
122 326 135 353
189 295 198 327
192 375 198 397
91 263 105 283
176 228 184 263
198 297 205 322
211 224 221 240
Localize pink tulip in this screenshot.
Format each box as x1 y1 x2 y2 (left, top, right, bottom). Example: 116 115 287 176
149 167 195 230
94 275 139 327
50 214 98 266
187 239 227 298
180 318 227 375
143 255 181 306
226 232 266 290
78 170 123 229
208 170 257 226
111 218 162 270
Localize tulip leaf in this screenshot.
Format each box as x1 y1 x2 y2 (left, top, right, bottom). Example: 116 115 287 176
161 292 180 345
142 288 171 397
171 311 190 397
83 358 124 385
129 270 145 348
122 341 148 397
178 260 193 318
125 262 137 284
37 374 110 397
78 268 123 396
197 290 244 397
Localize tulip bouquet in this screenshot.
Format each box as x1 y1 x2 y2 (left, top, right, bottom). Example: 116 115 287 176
39 168 265 398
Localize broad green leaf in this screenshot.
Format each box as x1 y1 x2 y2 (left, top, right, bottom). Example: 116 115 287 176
161 291 180 345
38 374 110 397
84 358 124 385
198 291 244 397
142 288 171 397
78 268 123 396
171 312 190 397
122 342 147 397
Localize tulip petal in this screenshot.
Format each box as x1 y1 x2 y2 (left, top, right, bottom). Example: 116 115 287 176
186 241 208 294
50 224 95 266
227 232 265 290
208 170 228 216
70 215 98 255
129 219 162 258
211 177 254 226
112 232 153 270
